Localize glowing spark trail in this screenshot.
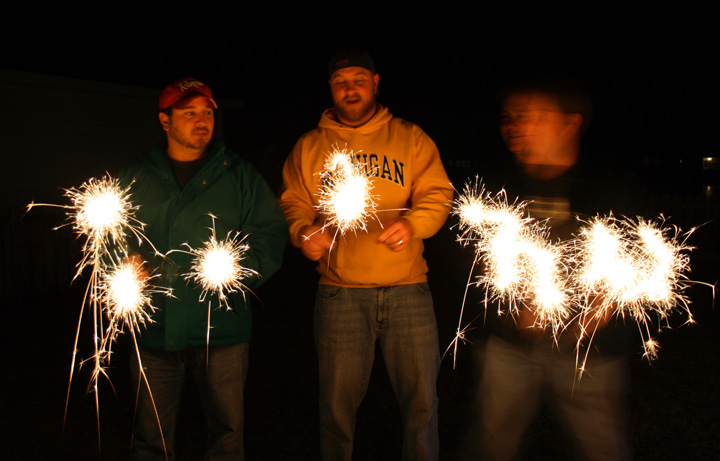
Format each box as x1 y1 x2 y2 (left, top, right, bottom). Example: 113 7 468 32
96 260 170 457
99 260 168 348
27 174 160 450
449 179 700 374
573 216 695 361
454 180 571 330
183 214 258 311
28 175 149 274
180 214 258 363
446 179 571 367
316 146 378 236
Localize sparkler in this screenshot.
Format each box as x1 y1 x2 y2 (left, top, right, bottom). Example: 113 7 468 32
98 259 167 350
96 260 170 456
315 146 378 237
180 214 258 361
183 214 258 310
28 175 149 274
573 216 695 361
27 174 161 450
455 180 571 325
449 179 699 374
446 180 571 367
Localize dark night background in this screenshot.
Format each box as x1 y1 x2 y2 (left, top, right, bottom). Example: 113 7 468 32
1 13 719 460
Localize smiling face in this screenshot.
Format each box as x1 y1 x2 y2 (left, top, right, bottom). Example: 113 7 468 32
159 95 215 161
329 66 379 127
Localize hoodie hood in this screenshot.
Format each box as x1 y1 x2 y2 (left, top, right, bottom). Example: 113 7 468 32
318 104 393 135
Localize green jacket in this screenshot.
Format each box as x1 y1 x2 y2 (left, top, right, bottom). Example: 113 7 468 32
119 141 287 350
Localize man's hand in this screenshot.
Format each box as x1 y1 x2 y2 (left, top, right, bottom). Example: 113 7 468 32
299 224 333 261
516 306 546 338
377 218 414 252
125 253 150 279
574 295 613 340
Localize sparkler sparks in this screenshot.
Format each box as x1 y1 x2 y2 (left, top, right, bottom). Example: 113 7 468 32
573 216 695 360
99 260 166 345
316 146 378 236
28 175 148 272
180 213 258 365
183 214 258 310
449 179 699 372
453 180 571 332
27 174 163 450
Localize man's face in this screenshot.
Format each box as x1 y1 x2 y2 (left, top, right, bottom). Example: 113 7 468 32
500 93 580 167
329 67 379 127
160 95 215 155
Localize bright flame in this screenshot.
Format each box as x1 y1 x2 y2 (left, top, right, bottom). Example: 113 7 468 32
574 216 694 360
316 147 378 235
454 179 571 333
449 179 698 373
184 215 258 310
26 174 163 445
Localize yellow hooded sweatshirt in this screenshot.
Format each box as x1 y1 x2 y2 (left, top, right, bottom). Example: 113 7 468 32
279 105 454 287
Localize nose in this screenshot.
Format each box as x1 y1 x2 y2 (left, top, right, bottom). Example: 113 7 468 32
196 113 209 126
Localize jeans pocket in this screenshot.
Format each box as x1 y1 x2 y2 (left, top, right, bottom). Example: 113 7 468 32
414 282 432 295
316 284 344 301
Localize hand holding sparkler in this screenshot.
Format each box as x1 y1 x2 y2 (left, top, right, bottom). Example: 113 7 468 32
299 223 333 261
315 146 378 237
376 217 414 251
450 178 701 373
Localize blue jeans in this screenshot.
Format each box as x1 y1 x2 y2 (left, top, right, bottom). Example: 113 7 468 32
129 343 249 460
314 283 440 461
473 335 629 461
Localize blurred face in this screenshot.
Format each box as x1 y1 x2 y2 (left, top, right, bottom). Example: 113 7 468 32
329 67 379 127
500 93 580 168
159 95 215 159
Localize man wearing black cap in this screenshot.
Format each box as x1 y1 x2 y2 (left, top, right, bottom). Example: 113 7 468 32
119 78 287 460
279 50 453 460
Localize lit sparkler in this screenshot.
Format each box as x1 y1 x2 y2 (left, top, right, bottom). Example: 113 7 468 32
28 175 149 273
455 180 571 328
180 214 258 362
573 216 695 360
446 179 571 367
183 214 258 310
449 179 700 374
99 259 166 348
27 174 160 449
95 259 170 456
316 146 378 236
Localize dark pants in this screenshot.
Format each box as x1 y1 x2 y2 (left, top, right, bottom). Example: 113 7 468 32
129 343 249 460
470 335 629 461
315 283 440 460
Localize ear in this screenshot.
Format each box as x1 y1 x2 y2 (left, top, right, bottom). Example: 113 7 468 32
568 113 583 133
373 73 380 94
158 112 170 132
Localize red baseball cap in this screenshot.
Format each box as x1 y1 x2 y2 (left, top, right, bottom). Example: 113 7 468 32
158 78 218 110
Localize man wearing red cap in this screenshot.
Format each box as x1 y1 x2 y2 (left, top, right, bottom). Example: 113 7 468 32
279 49 453 460
119 78 287 460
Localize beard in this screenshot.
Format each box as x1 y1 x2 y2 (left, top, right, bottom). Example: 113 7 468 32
168 125 212 151
335 98 377 126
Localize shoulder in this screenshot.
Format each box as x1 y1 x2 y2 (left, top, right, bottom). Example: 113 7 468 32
388 116 433 141
118 145 166 184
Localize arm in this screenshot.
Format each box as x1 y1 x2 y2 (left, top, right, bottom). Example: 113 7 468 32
236 162 288 289
400 129 454 240
278 139 320 248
